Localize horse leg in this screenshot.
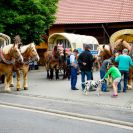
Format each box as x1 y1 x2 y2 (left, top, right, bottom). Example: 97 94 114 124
55 69 59 80
47 70 50 79
50 68 54 80
4 73 12 92
1 75 5 83
63 68 66 79
23 67 29 90
10 73 14 87
16 70 21 91
127 68 132 89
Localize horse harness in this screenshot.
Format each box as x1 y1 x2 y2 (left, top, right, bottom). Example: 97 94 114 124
21 46 38 65
0 48 15 64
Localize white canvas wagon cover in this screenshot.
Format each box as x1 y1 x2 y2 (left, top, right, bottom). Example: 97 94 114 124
48 33 99 51
0 33 11 47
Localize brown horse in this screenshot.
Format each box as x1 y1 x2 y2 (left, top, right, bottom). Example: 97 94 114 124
44 44 67 80
97 44 113 67
11 42 40 91
0 44 23 92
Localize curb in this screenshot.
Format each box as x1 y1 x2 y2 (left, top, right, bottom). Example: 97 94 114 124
12 92 133 112
0 101 133 129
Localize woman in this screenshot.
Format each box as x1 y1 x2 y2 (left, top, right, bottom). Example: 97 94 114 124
103 62 121 97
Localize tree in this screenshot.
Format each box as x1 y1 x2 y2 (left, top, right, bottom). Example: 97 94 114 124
0 0 58 44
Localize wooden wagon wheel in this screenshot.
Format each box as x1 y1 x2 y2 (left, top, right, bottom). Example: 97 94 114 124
110 29 133 51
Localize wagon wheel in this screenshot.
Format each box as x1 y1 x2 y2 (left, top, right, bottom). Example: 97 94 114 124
110 29 133 52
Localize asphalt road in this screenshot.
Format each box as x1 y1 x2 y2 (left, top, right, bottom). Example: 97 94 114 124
0 104 133 133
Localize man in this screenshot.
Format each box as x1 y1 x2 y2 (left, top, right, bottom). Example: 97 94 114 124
70 49 79 90
115 48 133 92
78 44 95 92
100 58 112 92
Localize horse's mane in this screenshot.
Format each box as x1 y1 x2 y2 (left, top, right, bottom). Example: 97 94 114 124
2 44 14 54
20 42 36 54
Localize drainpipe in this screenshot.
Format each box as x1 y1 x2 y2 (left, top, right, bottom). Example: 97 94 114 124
102 24 110 43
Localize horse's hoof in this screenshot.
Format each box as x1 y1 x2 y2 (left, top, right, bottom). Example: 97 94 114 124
17 88 20 91
127 84 132 89
24 87 28 90
10 84 14 87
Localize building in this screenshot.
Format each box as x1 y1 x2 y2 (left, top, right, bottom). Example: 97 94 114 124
49 0 133 44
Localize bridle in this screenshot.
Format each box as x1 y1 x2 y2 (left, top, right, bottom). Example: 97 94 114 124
22 45 39 64
0 46 22 64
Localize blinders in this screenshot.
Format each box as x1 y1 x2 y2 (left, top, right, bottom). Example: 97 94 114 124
10 46 23 63
24 45 39 62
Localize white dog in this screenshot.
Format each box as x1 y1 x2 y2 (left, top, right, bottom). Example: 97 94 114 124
82 79 106 96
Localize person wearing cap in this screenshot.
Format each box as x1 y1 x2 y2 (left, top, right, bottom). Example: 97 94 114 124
115 48 133 92
78 44 96 92
69 49 79 90
103 62 121 97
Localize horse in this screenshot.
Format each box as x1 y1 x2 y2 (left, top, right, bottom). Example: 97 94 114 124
97 44 113 67
0 44 23 92
44 44 67 80
11 42 40 91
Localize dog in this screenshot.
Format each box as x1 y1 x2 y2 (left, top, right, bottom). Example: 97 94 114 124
82 79 106 96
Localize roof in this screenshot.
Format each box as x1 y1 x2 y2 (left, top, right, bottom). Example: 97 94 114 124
48 33 99 50
55 0 133 24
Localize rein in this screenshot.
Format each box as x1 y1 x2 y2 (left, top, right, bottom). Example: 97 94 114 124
0 48 15 64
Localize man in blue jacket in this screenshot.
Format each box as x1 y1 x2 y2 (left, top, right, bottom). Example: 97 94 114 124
70 49 79 90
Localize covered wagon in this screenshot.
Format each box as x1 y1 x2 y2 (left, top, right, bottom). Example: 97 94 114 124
0 33 11 47
0 33 11 83
48 33 99 55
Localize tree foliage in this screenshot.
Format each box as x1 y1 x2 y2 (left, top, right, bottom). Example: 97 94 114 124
0 0 58 44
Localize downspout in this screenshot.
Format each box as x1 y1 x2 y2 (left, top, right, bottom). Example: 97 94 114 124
102 24 110 39
102 24 113 52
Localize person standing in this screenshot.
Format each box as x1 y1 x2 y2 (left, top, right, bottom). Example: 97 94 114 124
99 58 113 92
70 49 79 90
78 44 95 92
115 48 133 92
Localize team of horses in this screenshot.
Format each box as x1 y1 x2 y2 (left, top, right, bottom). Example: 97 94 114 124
0 38 39 92
44 44 69 80
10 43 40 91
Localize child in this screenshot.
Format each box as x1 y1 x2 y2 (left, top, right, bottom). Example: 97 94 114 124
103 62 121 97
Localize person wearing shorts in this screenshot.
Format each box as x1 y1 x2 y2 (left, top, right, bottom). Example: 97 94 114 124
103 62 121 97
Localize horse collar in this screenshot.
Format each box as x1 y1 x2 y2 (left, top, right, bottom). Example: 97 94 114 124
0 48 15 64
